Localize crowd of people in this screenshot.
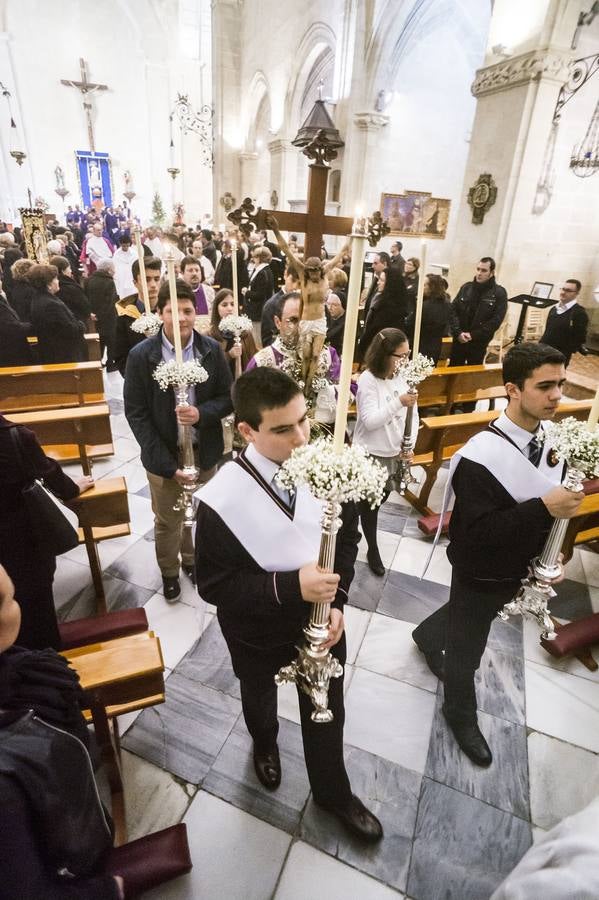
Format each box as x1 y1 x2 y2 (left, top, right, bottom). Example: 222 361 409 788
0 204 594 895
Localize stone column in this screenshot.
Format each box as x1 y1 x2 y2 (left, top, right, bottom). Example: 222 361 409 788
267 138 295 209
211 0 242 224
239 150 259 199
339 111 389 213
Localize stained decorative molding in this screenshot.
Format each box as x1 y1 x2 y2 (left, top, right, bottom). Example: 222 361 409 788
471 49 572 97
267 139 293 155
353 111 390 131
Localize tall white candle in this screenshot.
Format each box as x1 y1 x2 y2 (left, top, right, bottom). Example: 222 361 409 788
231 238 239 315
165 250 183 365
587 384 599 431
333 224 368 454
411 240 427 358
133 227 151 315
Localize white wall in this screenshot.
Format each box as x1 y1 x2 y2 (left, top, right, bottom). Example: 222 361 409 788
0 0 213 226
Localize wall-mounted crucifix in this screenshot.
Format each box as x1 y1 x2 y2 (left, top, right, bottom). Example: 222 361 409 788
61 58 108 153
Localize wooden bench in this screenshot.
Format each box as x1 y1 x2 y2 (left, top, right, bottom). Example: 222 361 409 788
27 333 101 362
408 399 593 515
417 363 505 413
73 477 131 613
0 361 104 413
8 403 114 475
562 489 599 563
64 631 165 844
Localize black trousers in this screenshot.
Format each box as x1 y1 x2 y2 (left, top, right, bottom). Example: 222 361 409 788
221 624 352 808
412 571 518 723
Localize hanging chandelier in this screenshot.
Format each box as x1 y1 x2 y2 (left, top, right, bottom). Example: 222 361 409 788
570 97 599 176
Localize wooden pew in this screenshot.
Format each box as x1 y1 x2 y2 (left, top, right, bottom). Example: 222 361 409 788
417 363 505 413
562 490 599 563
64 631 165 844
0 361 104 413
73 477 131 613
8 403 114 475
408 399 593 515
27 333 101 361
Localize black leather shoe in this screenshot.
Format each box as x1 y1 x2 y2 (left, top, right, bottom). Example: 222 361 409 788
442 707 493 767
320 795 383 843
412 637 445 681
162 576 181 603
367 549 385 577
253 745 281 790
182 564 196 585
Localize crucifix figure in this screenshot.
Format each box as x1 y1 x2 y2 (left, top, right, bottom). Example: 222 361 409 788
61 58 108 153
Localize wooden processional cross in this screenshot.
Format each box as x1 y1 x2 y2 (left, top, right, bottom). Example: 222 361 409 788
230 163 353 260
61 58 108 153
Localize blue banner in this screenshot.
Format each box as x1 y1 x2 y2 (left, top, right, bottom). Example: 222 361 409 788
75 151 113 208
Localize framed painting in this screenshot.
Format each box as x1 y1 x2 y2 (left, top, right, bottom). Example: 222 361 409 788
380 191 451 239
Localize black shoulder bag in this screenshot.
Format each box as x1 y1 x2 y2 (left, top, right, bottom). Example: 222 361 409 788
8 426 80 555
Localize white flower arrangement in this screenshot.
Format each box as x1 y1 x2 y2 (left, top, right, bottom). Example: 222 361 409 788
276 438 387 509
131 312 162 336
398 353 435 386
542 417 599 476
153 359 209 391
219 313 253 338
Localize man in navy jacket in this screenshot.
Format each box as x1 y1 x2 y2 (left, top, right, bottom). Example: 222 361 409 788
124 281 233 601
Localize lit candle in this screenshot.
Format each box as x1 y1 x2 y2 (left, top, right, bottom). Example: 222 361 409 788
587 384 599 431
333 220 369 453
231 238 239 315
133 227 151 316
165 249 183 365
411 240 427 358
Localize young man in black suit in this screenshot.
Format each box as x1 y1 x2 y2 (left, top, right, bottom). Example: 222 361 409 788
413 343 583 766
540 278 588 367
195 368 383 843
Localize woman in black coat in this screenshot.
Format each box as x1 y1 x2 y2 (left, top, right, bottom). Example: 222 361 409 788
357 267 410 363
0 416 93 649
1 247 23 303
242 246 274 346
0 292 31 366
6 258 35 322
51 254 92 326
28 264 87 364
405 273 451 364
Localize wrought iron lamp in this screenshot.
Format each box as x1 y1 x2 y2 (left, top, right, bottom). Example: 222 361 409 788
570 98 599 176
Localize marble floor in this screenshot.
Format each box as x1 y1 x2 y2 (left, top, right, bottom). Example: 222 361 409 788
54 370 599 900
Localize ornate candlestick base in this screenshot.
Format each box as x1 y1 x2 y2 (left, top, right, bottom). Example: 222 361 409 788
499 459 587 640
275 498 344 722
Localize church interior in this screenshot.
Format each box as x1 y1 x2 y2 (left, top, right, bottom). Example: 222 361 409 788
1 1 599 898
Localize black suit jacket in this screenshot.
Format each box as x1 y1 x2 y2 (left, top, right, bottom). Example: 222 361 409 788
195 494 360 654
124 328 233 476
540 304 588 359
448 278 508 347
447 458 553 581
29 291 86 364
244 267 274 321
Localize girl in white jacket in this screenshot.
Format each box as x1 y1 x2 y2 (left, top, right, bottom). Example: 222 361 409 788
353 328 418 574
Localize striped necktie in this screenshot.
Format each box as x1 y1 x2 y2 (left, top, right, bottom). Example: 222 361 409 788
527 433 543 467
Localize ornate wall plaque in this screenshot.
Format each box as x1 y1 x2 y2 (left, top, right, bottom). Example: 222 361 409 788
467 173 497 224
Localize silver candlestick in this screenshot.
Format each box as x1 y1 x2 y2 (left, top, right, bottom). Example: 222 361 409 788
498 461 586 639
173 383 200 528
275 498 344 722
395 387 418 494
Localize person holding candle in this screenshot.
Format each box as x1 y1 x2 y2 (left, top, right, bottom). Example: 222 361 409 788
353 328 418 575
213 239 249 294
208 288 257 376
195 367 383 844
124 281 233 602
114 256 162 376
412 342 583 766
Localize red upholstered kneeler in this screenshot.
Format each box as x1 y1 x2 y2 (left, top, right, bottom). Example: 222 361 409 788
58 607 149 650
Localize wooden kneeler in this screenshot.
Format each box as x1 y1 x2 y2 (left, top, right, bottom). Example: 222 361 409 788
72 477 131 614
64 631 165 846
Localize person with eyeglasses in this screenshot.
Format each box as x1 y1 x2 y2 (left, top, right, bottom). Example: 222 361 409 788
539 278 588 367
353 328 418 575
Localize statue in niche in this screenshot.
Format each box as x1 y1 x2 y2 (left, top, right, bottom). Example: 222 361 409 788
54 165 65 190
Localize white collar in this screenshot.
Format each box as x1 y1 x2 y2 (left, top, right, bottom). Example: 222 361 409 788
556 299 578 314
251 262 268 277
245 443 282 488
494 411 539 451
